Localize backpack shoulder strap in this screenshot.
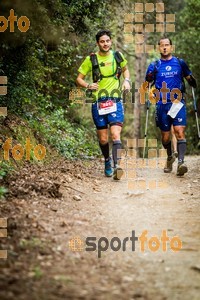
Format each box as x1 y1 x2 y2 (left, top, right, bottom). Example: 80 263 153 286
113 51 124 80
90 53 98 66
114 51 124 65
90 53 101 82
154 59 161 72
176 57 186 93
90 51 124 82
176 57 184 75
150 59 160 86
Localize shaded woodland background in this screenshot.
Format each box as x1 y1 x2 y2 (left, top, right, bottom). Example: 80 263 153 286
0 0 199 182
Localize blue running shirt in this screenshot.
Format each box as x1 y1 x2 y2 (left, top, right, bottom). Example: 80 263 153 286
146 56 192 102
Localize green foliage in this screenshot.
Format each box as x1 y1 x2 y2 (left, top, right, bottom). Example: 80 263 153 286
0 0 114 162
0 162 12 199
0 0 111 114
32 266 43 280
140 0 200 154
2 0 198 162
175 0 200 77
174 0 200 153
0 161 13 179
29 108 100 159
20 237 44 248
0 186 8 199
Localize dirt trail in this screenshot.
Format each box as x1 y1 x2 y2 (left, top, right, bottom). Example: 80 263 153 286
0 155 200 300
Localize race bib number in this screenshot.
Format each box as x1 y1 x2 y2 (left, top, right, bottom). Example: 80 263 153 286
97 99 117 115
167 102 183 118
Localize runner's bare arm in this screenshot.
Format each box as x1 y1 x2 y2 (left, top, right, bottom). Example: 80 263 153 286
121 66 131 90
76 73 99 90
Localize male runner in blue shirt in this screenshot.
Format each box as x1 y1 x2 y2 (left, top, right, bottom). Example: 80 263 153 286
145 37 196 176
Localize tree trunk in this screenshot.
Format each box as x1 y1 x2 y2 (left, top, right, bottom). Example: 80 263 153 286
134 53 146 143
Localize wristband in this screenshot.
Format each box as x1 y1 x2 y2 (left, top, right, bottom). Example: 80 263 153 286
188 75 197 88
124 78 131 83
86 83 90 89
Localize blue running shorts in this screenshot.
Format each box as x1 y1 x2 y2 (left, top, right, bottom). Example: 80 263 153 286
155 101 186 131
92 97 124 129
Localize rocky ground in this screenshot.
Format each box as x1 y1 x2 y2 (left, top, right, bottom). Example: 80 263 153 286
0 155 200 300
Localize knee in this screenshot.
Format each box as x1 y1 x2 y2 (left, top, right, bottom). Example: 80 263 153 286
175 130 185 140
176 133 185 140
111 130 121 141
111 134 119 141
99 137 108 145
162 137 170 144
161 131 171 144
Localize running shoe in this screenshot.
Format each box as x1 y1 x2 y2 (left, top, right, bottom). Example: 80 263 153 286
173 151 178 158
177 162 188 176
113 165 124 180
104 158 113 177
164 154 176 173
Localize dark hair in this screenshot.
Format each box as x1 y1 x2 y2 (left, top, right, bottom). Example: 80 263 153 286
158 37 172 45
96 30 112 42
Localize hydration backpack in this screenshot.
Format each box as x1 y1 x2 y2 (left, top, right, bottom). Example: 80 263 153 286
90 51 124 83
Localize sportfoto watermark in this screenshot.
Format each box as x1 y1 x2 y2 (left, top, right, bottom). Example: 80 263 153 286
0 218 7 260
68 230 182 258
1 138 46 161
117 138 168 191
124 2 176 53
69 81 182 105
0 9 30 33
0 78 46 161
0 76 7 117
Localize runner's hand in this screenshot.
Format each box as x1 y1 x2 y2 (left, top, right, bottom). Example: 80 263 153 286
89 83 99 90
122 80 130 91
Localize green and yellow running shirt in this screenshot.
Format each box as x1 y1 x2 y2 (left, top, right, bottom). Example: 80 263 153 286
78 50 127 101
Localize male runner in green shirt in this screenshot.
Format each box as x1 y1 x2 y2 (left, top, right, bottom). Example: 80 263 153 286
76 29 130 180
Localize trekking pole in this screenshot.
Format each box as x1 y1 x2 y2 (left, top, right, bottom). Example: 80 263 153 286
192 87 200 139
143 85 151 159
